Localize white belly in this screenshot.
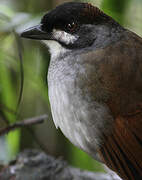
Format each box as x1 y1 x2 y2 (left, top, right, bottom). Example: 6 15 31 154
48 81 113 160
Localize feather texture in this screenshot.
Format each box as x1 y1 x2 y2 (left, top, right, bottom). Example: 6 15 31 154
99 113 142 180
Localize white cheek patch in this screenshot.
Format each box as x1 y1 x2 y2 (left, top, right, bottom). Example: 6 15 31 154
53 29 78 45
41 29 77 60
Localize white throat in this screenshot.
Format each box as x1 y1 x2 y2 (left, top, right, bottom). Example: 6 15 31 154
42 40 67 59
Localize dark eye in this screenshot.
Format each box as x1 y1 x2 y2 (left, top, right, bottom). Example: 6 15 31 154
66 22 77 33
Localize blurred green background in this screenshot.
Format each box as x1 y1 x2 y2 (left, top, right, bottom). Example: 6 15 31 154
0 0 142 173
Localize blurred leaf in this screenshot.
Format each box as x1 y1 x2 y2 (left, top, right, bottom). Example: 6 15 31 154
0 31 20 161
101 0 132 25
0 4 14 18
67 142 104 172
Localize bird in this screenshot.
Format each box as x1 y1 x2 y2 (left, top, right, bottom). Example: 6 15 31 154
21 2 142 180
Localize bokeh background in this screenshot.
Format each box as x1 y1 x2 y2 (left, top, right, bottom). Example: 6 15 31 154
0 0 142 173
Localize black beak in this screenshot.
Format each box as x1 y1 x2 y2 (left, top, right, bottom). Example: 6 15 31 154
21 24 51 40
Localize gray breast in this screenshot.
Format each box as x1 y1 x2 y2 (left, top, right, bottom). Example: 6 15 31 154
48 52 113 160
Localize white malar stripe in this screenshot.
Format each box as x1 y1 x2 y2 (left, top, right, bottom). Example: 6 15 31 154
53 29 79 45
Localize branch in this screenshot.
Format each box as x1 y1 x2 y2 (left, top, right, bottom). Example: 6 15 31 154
0 114 48 136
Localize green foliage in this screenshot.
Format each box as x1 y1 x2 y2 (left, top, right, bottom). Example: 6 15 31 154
0 11 21 159
101 0 132 25
0 3 49 161
67 141 104 172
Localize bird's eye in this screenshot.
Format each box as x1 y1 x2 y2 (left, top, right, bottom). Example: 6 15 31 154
66 22 77 33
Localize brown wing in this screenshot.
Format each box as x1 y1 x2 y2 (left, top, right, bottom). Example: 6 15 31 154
99 113 142 180
87 30 142 180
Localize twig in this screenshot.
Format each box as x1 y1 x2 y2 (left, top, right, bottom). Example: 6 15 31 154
14 32 24 112
0 114 48 136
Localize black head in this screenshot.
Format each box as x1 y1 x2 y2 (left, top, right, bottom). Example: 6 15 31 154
40 2 110 32
21 2 122 49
